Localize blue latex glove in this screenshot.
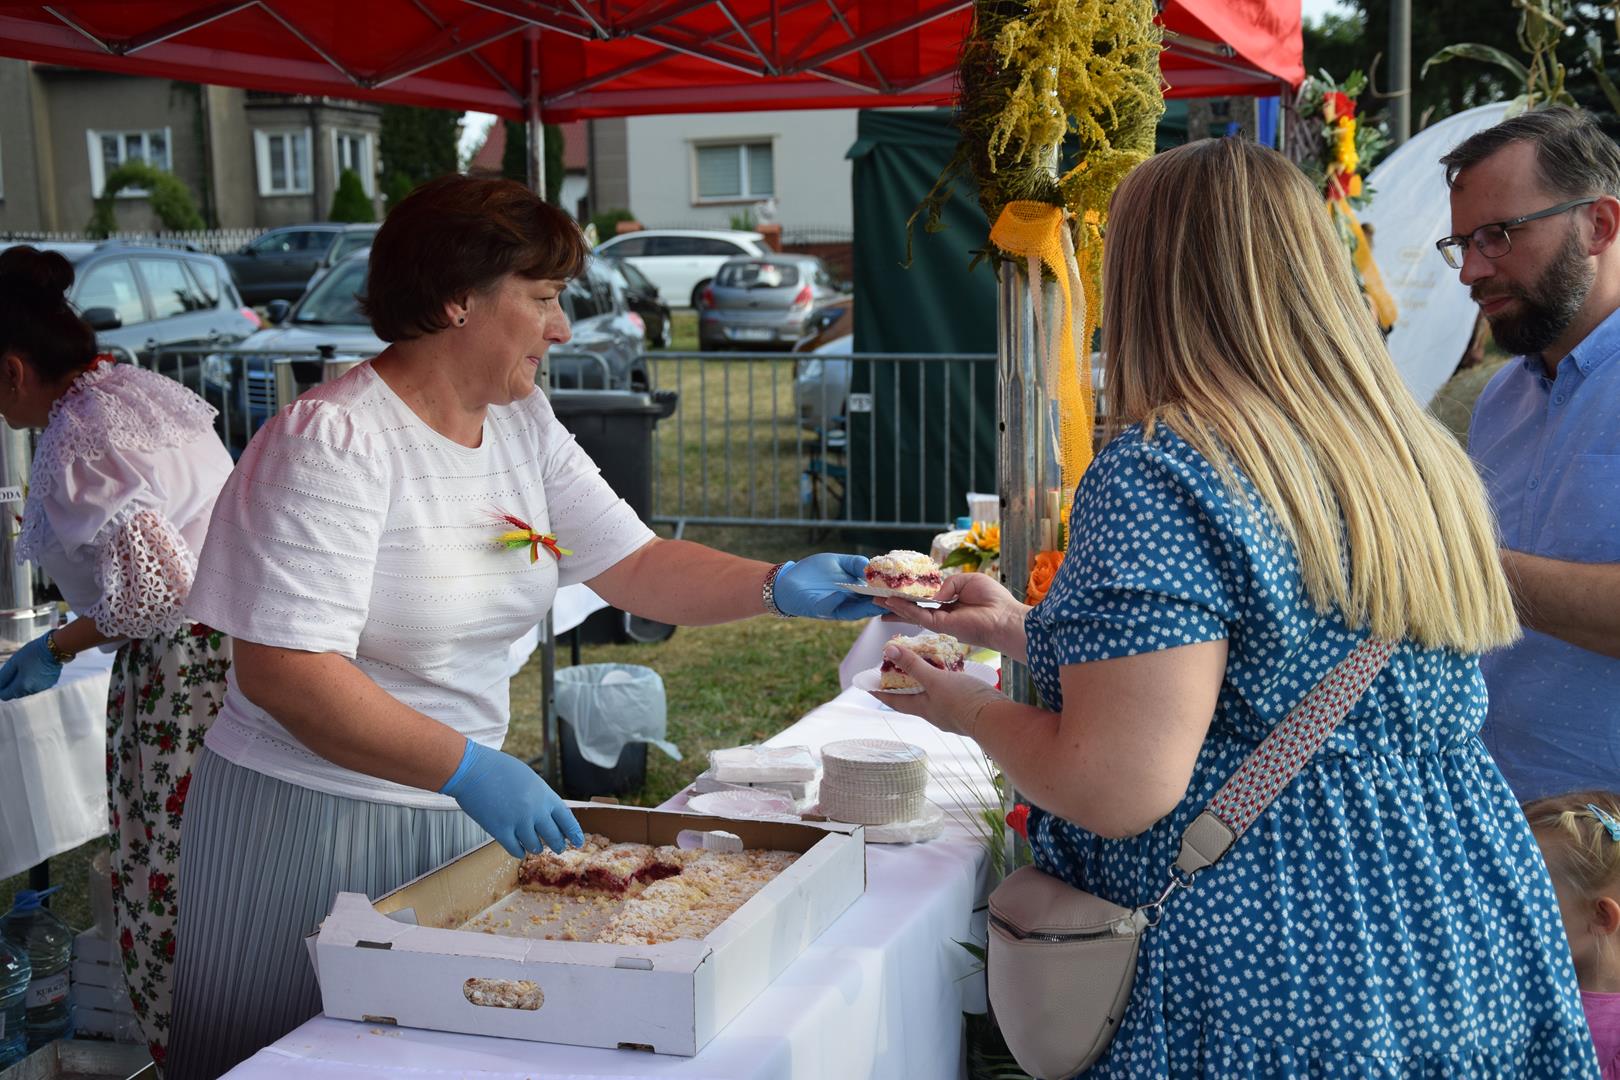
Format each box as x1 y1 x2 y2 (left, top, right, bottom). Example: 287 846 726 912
774 553 885 620
440 739 584 858
0 634 64 701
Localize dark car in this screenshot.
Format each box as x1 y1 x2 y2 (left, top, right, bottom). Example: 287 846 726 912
2 240 260 367
698 254 848 351
600 255 672 349
222 223 379 305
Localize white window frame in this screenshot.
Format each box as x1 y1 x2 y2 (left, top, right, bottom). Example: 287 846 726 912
331 129 375 197
690 138 775 204
254 127 314 197
86 127 173 198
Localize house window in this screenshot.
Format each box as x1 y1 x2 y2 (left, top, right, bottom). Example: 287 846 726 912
86 128 171 197
693 141 774 202
254 128 313 196
332 130 374 196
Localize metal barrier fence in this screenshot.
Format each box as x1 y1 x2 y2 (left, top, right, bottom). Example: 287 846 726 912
123 345 998 535
2 228 261 254
645 351 997 534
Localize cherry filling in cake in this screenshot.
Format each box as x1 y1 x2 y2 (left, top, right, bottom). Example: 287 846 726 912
879 655 965 675
511 836 801 945
880 631 970 690
517 840 690 894
865 550 944 597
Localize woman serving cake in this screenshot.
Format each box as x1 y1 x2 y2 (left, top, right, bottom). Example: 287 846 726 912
166 175 883 1079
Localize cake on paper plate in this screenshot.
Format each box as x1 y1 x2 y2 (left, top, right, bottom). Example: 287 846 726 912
864 550 943 597
881 631 970 690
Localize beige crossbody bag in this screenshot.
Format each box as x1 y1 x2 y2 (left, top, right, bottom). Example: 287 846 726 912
986 638 1395 1079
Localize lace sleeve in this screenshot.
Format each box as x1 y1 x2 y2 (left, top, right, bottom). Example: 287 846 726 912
85 507 199 640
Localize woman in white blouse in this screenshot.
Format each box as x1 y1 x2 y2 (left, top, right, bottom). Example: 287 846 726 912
0 245 235 1068
166 175 882 1078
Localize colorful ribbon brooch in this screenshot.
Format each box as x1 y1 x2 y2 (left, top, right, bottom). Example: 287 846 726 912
489 511 571 565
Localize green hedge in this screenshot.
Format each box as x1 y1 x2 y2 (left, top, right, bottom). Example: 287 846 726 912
86 161 205 237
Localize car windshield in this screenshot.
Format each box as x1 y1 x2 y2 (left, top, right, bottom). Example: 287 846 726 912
294 259 368 325
717 261 800 289
613 259 653 292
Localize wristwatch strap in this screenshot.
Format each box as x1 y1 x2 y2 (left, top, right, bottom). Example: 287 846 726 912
762 562 795 619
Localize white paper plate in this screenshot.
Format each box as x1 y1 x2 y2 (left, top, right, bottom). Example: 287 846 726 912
865 802 946 844
852 659 998 696
836 581 942 601
818 801 946 844
686 789 799 821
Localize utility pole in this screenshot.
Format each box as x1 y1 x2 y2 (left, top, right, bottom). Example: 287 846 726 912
1389 0 1412 145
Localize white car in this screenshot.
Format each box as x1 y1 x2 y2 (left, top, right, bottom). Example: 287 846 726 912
594 228 770 310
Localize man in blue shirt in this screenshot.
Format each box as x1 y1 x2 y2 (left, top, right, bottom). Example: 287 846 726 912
1440 107 1620 802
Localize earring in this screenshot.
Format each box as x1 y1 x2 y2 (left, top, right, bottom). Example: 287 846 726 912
456 316 467 326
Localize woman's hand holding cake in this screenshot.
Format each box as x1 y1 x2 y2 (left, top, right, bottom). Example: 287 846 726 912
875 571 1031 663
875 637 1007 739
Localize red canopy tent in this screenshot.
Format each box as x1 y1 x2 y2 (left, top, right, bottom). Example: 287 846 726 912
0 1 1301 123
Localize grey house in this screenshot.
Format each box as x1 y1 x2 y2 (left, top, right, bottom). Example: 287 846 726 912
0 59 382 234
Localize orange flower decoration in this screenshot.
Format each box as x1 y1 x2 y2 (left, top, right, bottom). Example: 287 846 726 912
1024 550 1063 605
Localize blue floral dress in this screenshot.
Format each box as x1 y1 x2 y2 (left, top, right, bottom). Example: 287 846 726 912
1024 426 1597 1078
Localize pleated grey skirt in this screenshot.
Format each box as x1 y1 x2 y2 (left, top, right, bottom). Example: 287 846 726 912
165 748 486 1080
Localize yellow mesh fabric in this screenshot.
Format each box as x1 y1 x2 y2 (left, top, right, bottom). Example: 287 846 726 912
990 200 1095 540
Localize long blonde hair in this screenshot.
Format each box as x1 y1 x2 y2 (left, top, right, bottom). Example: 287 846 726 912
1100 138 1518 652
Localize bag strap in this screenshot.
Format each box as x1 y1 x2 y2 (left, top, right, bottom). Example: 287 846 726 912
1140 637 1397 924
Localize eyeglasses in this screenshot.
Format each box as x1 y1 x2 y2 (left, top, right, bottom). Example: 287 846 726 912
1436 197 1599 269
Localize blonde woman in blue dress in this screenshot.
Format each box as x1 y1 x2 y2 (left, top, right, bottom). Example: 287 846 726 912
879 138 1597 1077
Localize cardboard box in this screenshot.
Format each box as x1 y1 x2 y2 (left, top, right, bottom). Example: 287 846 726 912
311 804 864 1055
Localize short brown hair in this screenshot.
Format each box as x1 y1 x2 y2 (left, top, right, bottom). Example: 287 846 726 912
1439 106 1620 199
361 175 587 342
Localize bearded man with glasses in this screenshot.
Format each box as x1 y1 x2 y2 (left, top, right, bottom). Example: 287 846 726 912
1438 106 1620 803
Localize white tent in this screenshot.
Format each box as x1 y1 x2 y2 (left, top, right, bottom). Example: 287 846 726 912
1361 102 1512 407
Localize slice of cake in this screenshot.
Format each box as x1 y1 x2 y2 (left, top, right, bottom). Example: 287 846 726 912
880 631 969 690
865 550 943 597
515 833 610 890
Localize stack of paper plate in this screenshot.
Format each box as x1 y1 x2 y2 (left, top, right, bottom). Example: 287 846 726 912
819 739 929 825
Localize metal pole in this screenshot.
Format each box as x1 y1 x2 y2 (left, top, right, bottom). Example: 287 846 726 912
526 26 546 198
1389 0 1411 145
995 260 1042 710
525 23 556 785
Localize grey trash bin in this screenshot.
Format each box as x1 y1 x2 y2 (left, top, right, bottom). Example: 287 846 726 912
555 664 681 798
550 389 678 645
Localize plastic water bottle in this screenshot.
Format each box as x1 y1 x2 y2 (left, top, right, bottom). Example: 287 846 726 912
0 936 28 1067
1 888 74 1050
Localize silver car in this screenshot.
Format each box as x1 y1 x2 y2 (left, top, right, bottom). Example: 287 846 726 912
698 254 848 351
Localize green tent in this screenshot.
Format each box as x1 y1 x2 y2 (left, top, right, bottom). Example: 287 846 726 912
845 109 997 537
840 103 1192 541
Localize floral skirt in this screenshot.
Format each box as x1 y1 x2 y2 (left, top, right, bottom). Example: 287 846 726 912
107 624 230 1073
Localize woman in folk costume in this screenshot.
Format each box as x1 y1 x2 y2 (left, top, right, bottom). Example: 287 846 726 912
0 245 233 1071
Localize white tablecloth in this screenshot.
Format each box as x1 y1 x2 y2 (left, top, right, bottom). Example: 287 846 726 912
0 648 118 879
227 689 998 1080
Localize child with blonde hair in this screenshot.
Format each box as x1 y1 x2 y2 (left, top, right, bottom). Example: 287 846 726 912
1529 792 1620 1078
